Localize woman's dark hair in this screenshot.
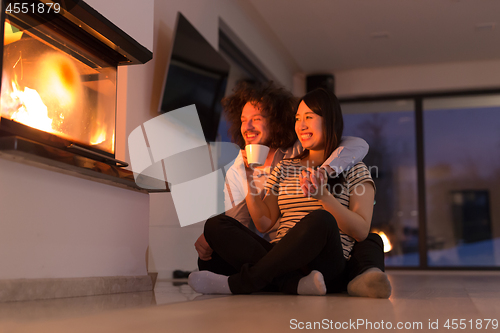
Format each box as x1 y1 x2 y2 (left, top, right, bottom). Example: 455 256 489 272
221 81 297 149
294 88 344 163
293 88 345 196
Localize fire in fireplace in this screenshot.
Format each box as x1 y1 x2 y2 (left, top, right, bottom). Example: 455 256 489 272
0 0 152 169
2 18 117 156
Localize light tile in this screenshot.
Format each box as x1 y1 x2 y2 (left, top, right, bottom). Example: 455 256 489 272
2 271 500 333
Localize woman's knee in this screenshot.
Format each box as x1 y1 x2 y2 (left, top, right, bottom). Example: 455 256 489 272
366 233 384 249
204 214 238 240
302 210 338 230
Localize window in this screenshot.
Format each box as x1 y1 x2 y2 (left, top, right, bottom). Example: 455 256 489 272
423 95 500 267
341 91 500 269
342 100 419 266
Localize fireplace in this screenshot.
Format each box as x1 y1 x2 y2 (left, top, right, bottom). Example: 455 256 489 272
0 0 161 191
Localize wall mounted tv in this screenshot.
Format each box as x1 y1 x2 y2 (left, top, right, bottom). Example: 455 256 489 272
159 13 230 142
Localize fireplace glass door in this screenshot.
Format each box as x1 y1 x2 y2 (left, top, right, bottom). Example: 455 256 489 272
1 16 117 155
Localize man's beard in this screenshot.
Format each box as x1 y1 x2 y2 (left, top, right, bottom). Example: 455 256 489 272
245 135 271 147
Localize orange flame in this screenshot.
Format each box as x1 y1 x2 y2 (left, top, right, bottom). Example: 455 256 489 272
1 53 79 137
9 81 55 133
1 52 111 149
90 127 106 145
376 231 393 253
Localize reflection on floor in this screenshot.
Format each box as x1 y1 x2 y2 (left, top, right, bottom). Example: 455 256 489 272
1 271 500 332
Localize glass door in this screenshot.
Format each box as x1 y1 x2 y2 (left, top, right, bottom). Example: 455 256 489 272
342 99 419 266
423 94 500 267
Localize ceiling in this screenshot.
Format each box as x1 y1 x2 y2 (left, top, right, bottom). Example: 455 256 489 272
246 0 500 73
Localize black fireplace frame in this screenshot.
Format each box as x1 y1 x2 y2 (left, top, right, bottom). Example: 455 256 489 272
0 0 167 192
0 0 152 164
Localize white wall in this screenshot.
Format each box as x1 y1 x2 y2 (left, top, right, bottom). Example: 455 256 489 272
0 159 149 279
84 0 154 52
333 59 500 98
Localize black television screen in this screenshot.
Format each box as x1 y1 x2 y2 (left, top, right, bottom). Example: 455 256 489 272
159 13 230 143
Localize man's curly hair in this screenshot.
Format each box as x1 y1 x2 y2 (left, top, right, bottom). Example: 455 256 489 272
222 81 297 150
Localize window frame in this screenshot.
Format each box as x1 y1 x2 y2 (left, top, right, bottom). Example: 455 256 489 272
340 88 500 270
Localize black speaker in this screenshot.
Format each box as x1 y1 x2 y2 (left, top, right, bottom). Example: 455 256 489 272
306 74 335 93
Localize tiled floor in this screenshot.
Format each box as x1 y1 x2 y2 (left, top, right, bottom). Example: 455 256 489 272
1 271 500 332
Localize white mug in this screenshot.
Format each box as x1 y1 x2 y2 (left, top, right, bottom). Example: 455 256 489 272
245 144 270 166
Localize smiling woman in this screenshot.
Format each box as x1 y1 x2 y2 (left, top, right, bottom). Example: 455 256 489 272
295 101 325 151
293 88 343 164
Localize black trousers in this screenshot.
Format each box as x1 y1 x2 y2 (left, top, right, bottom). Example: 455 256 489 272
200 210 385 294
346 231 385 282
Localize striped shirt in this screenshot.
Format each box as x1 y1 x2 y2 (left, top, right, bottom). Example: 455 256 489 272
264 160 375 259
